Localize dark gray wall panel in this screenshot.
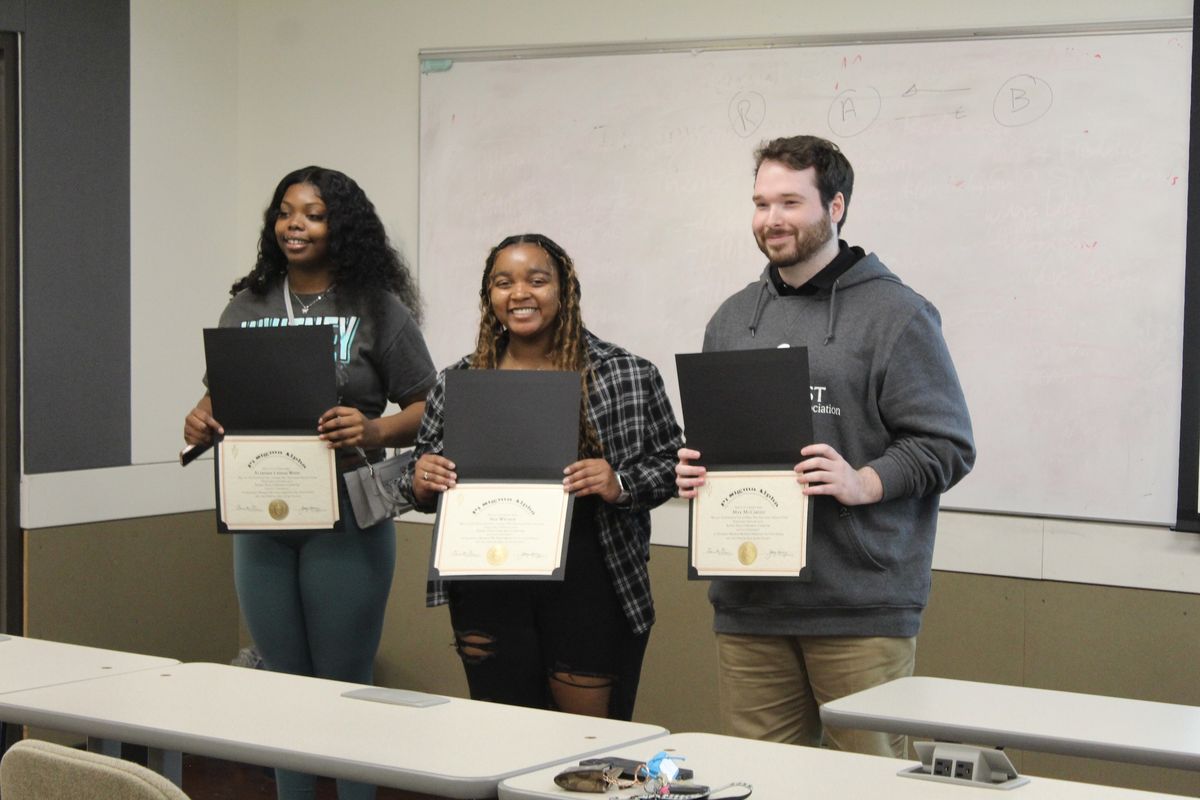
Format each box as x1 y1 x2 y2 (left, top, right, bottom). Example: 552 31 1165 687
22 0 130 473
0 0 24 32
1 31 21 632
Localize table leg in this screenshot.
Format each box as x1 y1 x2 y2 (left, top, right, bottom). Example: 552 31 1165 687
86 736 120 758
148 747 183 787
0 722 13 756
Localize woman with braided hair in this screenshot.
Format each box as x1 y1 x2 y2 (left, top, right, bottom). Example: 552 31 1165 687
183 166 435 800
399 233 682 719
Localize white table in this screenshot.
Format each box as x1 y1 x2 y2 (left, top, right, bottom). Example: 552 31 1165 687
0 634 178 694
497 731 1186 799
820 676 1200 771
0 662 667 798
0 634 182 776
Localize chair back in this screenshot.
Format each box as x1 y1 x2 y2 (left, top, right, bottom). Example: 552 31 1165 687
0 739 190 800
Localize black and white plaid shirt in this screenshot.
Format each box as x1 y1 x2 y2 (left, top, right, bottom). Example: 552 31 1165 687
397 330 683 635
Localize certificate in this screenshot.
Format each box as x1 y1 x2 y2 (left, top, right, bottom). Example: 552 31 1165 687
678 348 814 580
689 470 809 579
217 435 339 531
431 483 573 579
428 370 580 581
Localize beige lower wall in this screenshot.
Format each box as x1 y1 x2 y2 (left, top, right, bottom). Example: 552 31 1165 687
23 516 1200 796
24 510 238 662
21 510 239 747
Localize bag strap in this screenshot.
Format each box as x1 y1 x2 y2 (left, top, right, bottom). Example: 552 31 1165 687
355 447 414 513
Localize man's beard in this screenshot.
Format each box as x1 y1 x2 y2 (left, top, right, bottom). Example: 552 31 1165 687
756 214 835 269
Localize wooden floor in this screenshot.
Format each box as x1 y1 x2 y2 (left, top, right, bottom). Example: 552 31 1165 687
181 753 442 799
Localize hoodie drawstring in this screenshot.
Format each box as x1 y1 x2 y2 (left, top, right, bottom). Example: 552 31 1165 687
824 279 840 345
748 281 771 338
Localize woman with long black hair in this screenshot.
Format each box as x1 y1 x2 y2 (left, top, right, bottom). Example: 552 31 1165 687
184 167 435 800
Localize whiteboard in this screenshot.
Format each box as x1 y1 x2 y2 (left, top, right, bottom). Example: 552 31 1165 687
419 28 1192 525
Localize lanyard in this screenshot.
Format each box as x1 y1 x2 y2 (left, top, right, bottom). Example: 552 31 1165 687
283 275 298 323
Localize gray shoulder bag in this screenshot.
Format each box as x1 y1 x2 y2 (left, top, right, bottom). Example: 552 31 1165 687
343 448 414 529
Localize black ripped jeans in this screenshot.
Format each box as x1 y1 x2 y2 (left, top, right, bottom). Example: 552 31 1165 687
446 496 650 720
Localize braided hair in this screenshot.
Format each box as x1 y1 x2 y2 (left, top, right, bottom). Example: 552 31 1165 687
472 233 602 458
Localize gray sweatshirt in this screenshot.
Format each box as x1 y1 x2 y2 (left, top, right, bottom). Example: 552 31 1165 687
702 250 975 637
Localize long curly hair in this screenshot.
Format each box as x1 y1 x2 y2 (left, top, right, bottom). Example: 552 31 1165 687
230 166 422 323
471 233 602 458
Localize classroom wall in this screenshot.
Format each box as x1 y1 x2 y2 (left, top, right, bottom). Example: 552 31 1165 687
25 512 237 665
18 1 1200 796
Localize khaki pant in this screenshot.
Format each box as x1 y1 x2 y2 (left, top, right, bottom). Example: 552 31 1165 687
715 632 916 757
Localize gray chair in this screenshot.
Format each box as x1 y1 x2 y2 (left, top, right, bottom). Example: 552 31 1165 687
0 739 189 800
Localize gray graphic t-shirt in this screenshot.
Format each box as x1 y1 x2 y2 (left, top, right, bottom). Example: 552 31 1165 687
216 281 436 420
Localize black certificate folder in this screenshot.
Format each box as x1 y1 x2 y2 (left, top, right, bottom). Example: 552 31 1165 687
443 370 580 480
675 347 813 469
676 348 814 582
203 326 341 534
203 326 337 432
430 370 580 582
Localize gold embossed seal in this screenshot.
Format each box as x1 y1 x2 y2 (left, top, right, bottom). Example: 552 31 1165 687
486 545 509 566
268 499 289 521
737 541 758 565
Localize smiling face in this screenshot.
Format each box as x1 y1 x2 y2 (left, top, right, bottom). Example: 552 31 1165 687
752 161 843 270
274 182 330 272
488 243 561 348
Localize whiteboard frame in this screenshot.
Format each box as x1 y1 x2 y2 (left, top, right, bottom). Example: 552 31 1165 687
418 20 1192 63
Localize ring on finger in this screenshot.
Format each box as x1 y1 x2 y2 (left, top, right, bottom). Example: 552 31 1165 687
424 471 430 481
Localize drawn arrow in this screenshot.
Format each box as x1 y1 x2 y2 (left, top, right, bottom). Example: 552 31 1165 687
902 83 971 97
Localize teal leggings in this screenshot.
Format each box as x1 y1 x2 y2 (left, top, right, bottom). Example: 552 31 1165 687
233 496 395 800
